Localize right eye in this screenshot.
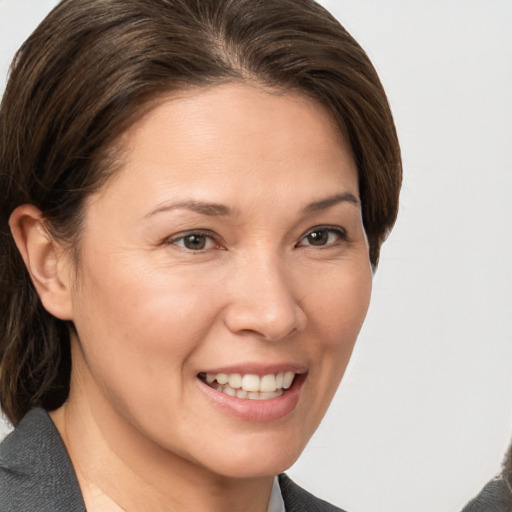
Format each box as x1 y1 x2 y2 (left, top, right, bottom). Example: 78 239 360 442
166 231 220 251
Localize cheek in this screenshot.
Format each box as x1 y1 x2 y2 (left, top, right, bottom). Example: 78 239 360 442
75 251 211 335
70 255 222 392
69 268 214 431
303 263 372 401
307 263 372 347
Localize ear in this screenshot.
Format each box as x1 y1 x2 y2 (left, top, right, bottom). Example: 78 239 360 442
9 204 74 320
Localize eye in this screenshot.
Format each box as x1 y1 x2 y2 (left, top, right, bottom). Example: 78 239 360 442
296 226 347 248
167 231 220 251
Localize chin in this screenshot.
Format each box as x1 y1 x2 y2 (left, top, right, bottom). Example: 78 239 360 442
194 430 309 479
205 455 300 480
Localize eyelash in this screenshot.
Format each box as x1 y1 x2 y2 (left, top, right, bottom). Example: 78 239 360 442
166 226 348 252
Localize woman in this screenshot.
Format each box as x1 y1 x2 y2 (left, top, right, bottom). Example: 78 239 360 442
0 0 401 510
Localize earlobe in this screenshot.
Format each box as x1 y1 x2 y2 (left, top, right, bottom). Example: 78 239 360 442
9 204 74 321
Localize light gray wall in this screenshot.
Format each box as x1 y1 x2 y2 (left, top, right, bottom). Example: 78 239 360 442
1 2 511 511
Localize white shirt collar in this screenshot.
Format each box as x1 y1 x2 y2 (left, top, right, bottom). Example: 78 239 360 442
267 476 286 512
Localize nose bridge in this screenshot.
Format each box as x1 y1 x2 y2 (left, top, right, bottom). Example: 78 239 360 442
224 245 306 340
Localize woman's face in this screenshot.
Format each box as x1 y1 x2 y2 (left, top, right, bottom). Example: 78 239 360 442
65 83 372 478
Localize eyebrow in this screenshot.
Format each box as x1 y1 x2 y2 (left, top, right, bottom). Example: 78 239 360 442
303 192 360 213
146 191 359 219
146 200 232 218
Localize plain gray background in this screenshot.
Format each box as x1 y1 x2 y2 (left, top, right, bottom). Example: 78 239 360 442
1 1 511 511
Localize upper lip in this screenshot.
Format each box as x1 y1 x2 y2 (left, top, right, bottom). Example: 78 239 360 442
198 363 307 376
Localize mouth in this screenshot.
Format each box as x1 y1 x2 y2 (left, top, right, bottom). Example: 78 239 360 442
198 371 297 400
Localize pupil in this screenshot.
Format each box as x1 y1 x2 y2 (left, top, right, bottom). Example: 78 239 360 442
308 230 328 245
184 234 206 250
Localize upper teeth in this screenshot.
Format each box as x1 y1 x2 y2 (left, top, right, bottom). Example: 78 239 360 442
204 371 295 393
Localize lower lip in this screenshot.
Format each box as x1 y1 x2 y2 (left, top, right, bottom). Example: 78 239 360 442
197 374 306 422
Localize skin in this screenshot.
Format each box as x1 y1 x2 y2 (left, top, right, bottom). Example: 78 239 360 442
11 82 372 511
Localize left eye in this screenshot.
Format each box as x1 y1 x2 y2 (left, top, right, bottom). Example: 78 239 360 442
297 227 347 247
169 232 218 251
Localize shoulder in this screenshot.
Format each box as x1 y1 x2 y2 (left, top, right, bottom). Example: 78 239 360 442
0 408 86 512
279 474 349 512
460 474 512 512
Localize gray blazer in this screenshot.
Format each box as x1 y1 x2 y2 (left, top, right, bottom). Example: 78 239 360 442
460 476 512 512
0 408 345 512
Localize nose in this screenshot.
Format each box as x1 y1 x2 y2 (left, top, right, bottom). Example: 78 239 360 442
223 253 307 341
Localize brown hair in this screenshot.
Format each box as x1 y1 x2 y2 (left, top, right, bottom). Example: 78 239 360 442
0 0 401 425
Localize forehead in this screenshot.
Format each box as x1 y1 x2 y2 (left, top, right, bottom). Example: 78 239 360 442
91 82 358 212
125 83 347 155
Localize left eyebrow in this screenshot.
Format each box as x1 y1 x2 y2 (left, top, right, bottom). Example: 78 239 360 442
303 192 360 213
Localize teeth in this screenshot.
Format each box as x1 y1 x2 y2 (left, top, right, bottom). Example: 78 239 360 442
202 371 297 399
242 374 260 392
236 389 248 399
260 374 277 392
223 386 236 397
228 373 242 389
283 371 295 389
216 373 229 385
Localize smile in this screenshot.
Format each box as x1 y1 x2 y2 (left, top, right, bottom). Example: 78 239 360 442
198 371 296 400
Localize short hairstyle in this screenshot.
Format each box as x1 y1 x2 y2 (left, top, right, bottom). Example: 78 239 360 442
0 0 402 425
